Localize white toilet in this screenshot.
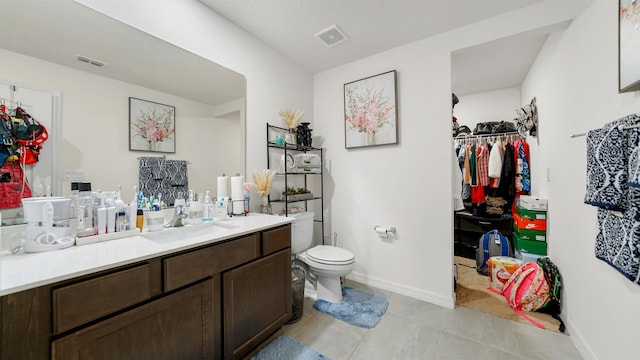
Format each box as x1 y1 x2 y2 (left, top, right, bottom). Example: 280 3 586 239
290 212 355 303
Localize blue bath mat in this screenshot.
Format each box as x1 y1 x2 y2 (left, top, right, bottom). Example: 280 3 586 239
313 287 389 328
251 336 330 360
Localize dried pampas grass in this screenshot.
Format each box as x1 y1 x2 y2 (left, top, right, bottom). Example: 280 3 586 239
279 108 304 129
253 169 277 198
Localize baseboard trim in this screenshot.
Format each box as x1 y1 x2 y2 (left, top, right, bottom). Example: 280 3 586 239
566 317 598 360
347 271 455 309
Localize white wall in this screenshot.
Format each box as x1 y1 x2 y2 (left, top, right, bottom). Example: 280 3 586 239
521 0 640 359
74 0 314 178
1 48 242 201
313 0 587 308
455 88 522 130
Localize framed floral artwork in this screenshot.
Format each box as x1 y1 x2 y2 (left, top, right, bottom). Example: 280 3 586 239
344 70 398 149
129 97 176 153
619 0 640 93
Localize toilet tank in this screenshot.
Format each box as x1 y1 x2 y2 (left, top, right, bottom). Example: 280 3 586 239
289 212 314 254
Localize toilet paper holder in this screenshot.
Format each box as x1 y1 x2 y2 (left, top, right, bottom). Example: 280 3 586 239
373 225 396 235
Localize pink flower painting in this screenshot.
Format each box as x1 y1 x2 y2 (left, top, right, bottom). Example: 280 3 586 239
129 98 176 153
344 71 397 148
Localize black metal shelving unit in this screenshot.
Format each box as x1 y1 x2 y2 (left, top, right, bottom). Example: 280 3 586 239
266 123 324 244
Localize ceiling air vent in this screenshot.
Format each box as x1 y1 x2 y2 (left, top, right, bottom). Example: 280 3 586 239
76 54 106 68
314 25 349 48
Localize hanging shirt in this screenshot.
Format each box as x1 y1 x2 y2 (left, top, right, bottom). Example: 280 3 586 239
470 145 477 186
471 182 486 204
463 145 471 185
477 142 490 187
498 143 516 207
489 140 503 189
488 140 503 178
452 145 465 211
513 138 531 203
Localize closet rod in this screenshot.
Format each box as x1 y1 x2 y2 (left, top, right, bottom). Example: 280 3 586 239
570 123 640 139
454 131 519 140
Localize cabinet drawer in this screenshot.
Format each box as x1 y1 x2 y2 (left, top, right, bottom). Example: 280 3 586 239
163 234 259 292
262 225 291 255
53 264 151 334
457 215 513 235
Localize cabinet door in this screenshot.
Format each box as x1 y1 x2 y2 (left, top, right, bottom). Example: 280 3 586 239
223 249 291 360
52 278 221 360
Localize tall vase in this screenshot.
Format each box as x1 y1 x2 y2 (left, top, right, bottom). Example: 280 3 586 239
365 132 375 146
259 196 272 214
148 141 157 151
288 128 297 145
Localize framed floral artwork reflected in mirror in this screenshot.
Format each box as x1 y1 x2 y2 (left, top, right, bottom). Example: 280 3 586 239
619 0 640 93
129 97 176 153
344 70 398 149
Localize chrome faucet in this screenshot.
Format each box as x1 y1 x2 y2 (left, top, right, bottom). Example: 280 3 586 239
166 204 188 227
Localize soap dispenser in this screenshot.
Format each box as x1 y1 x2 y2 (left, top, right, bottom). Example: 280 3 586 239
188 192 203 224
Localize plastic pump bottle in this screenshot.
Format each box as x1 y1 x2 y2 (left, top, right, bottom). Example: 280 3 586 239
203 191 213 221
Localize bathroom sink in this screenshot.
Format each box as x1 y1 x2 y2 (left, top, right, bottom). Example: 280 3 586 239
141 221 238 243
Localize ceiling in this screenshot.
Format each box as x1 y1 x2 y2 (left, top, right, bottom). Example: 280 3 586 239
1 0 573 102
200 0 557 95
0 0 245 107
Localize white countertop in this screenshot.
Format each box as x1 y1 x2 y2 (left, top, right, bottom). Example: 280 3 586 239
0 213 293 297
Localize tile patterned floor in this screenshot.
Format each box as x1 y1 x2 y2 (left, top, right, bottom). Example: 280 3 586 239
247 280 583 360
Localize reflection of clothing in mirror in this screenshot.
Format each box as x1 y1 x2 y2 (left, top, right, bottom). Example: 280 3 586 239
452 145 464 211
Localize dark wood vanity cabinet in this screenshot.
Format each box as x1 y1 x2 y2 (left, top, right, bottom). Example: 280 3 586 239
224 224 292 360
52 278 219 360
0 224 292 360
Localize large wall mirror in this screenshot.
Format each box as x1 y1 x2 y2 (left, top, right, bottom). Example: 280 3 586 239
0 0 246 227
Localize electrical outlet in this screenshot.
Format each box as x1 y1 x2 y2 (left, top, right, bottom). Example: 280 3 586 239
63 169 73 180
73 169 85 181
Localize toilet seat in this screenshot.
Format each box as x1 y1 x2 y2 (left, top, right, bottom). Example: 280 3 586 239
305 245 355 265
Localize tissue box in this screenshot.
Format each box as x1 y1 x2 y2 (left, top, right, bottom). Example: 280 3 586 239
519 195 548 211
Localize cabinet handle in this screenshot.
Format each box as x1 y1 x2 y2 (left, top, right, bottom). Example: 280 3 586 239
478 221 491 225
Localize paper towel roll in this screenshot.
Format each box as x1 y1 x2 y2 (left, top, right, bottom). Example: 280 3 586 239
217 175 229 198
231 175 244 214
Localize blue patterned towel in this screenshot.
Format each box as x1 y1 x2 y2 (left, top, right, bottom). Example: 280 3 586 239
584 126 627 211
627 126 640 221
627 126 640 188
596 207 640 284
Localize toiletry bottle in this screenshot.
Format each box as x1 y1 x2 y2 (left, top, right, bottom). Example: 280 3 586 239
106 196 116 233
243 183 250 213
174 191 185 207
116 210 127 232
136 209 144 231
189 193 203 224
216 196 229 221
203 191 213 221
127 186 137 231
96 195 107 235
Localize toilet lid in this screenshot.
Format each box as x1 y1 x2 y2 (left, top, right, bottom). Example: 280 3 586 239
306 245 354 265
